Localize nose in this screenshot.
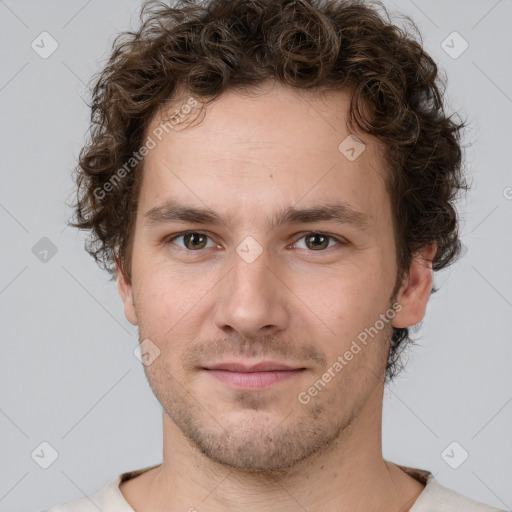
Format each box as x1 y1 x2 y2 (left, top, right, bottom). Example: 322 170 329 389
213 247 290 340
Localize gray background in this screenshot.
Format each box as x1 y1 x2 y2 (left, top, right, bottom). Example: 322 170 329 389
1 0 511 511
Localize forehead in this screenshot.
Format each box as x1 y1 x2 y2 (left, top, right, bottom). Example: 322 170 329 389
139 82 390 228
148 82 356 153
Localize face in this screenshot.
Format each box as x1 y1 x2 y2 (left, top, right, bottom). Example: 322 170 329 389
118 82 433 471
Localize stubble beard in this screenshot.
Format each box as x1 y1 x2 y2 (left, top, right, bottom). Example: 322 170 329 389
144 361 361 474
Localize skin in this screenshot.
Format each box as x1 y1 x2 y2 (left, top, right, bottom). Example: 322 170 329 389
117 81 436 512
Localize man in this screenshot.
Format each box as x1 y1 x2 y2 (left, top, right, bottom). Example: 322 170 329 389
46 0 503 510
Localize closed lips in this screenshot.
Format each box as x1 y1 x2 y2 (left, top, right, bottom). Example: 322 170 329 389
204 362 305 372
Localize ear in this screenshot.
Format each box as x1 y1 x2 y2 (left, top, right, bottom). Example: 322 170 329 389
116 261 138 326
392 243 437 329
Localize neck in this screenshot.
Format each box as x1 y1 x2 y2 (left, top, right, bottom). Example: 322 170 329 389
127 385 425 512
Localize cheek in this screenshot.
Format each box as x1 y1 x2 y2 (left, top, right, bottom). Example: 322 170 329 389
132 258 215 343
301 264 393 353
131 265 177 334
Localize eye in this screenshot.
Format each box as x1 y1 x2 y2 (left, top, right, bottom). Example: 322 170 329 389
166 230 345 253
168 231 217 251
293 232 344 251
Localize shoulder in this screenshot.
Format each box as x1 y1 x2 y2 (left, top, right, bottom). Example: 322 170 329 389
39 464 161 512
411 477 505 512
40 475 128 512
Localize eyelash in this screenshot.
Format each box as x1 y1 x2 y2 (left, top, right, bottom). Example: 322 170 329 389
165 230 346 254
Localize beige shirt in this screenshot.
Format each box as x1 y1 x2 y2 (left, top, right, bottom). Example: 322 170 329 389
43 464 504 512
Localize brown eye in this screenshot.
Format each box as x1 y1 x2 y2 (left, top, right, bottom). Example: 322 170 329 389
304 233 330 250
171 232 213 250
185 232 208 250
294 232 342 251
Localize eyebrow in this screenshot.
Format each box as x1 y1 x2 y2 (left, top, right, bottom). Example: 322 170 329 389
143 199 370 231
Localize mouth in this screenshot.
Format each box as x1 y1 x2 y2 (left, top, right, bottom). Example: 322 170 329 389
202 361 307 390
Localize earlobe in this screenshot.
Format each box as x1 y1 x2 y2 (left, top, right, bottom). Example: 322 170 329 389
116 263 139 326
392 243 437 329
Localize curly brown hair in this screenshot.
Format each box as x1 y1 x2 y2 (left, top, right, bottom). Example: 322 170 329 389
70 0 467 381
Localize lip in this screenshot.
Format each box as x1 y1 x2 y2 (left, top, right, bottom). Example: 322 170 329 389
206 361 300 372
203 361 306 390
